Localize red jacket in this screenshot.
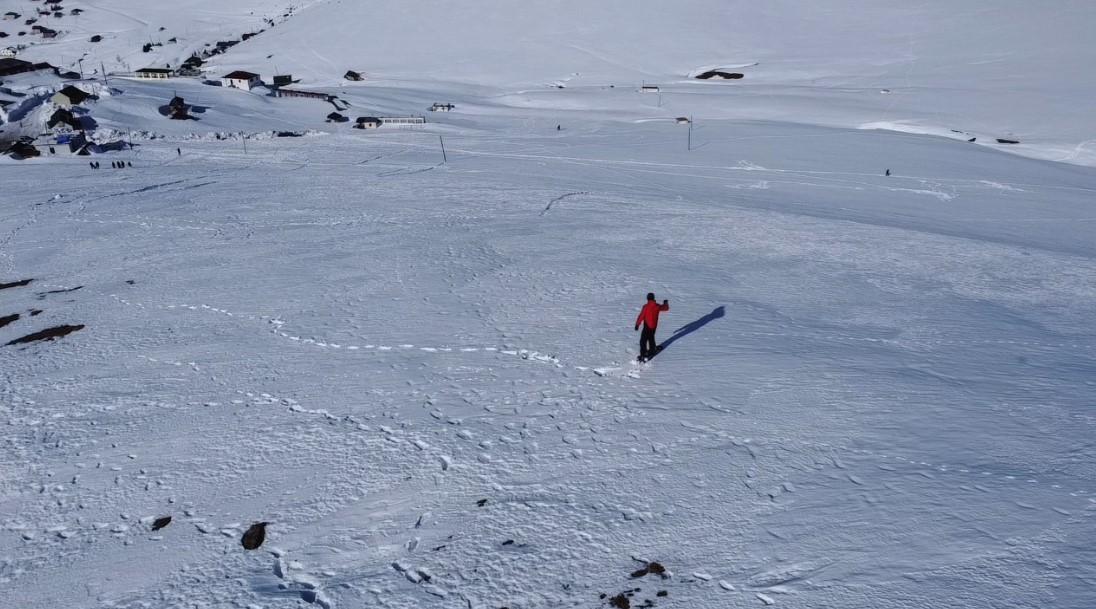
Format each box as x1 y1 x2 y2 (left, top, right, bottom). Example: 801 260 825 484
636 300 669 329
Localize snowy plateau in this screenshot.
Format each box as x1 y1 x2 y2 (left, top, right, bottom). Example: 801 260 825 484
2 1 1096 608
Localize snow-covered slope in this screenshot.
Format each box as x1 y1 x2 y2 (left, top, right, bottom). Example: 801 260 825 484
2 2 1096 609
6 0 1096 164
219 0 1096 165
4 119 1096 609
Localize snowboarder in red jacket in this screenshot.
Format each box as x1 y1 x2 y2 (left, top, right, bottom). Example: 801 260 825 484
635 292 669 361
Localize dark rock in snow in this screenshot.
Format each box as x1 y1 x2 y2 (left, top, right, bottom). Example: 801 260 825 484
630 561 667 579
241 522 268 550
6 324 84 346
36 285 82 298
696 70 744 80
0 279 33 291
609 593 630 609
151 516 172 531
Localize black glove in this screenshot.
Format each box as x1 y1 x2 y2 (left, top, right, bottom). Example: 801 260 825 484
634 324 639 331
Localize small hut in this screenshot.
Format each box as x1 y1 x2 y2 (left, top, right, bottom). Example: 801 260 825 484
168 96 190 119
326 112 348 123
135 67 174 79
6 141 40 159
354 116 381 129
344 70 363 82
221 70 261 91
47 107 83 130
52 85 92 108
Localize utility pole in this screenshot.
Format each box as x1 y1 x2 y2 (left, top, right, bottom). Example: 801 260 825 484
688 116 693 151
439 135 447 163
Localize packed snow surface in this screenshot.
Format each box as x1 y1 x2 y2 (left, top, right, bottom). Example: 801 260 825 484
2 1 1096 609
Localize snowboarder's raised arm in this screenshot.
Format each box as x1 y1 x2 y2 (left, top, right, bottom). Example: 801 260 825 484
659 300 669 312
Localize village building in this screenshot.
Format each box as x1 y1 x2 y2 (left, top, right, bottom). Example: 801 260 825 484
3 12 20 21
640 84 661 93
221 70 261 91
430 102 454 112
69 132 92 155
354 116 381 129
275 88 334 102
135 67 174 79
326 112 348 123
6 141 40 159
52 85 91 108
0 47 16 58
379 116 426 127
0 58 51 78
47 107 82 130
272 74 293 87
344 70 363 81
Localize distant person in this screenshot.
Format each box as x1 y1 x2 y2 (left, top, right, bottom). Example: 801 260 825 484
557 124 561 131
634 292 670 362
176 147 181 156
127 161 132 168
885 169 891 176
49 146 55 154
89 161 94 169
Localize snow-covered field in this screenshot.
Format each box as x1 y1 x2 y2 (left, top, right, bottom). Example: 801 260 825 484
2 2 1096 609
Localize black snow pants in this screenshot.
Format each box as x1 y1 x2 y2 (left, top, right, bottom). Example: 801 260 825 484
639 326 657 360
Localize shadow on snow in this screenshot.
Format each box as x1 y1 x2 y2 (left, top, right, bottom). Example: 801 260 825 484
658 305 725 353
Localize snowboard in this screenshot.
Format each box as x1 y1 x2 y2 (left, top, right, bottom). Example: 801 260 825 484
637 345 664 363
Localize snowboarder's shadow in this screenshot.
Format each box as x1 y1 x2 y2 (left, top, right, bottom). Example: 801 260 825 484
658 306 725 353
